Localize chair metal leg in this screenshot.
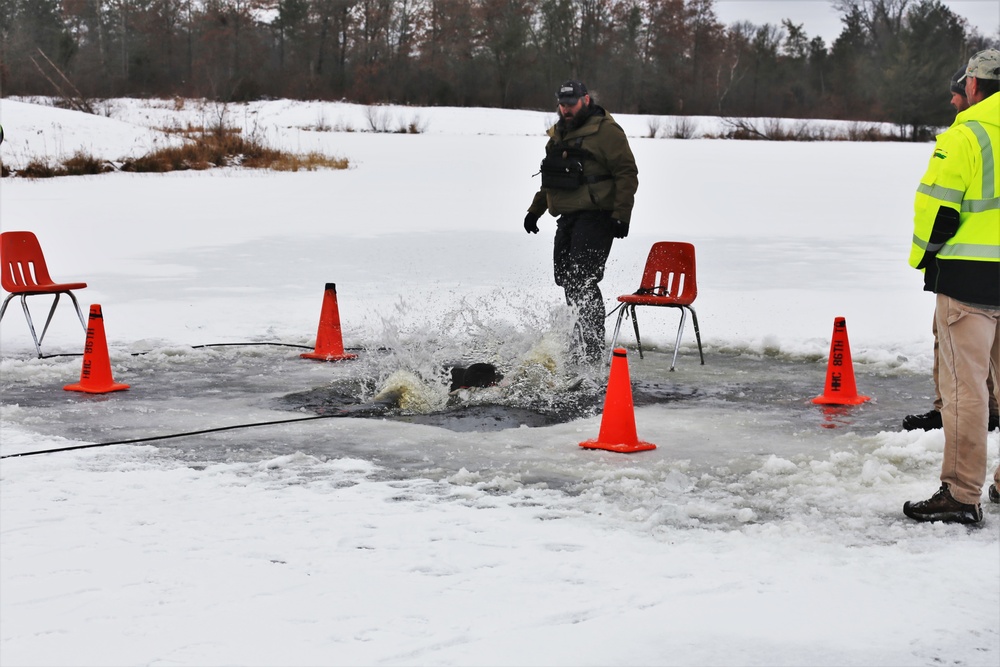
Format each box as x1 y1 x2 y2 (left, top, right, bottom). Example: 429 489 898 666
38 293 63 348
18 296 44 358
65 291 88 331
630 306 644 359
688 306 704 365
670 307 688 371
0 293 13 324
1 290 87 359
608 305 629 363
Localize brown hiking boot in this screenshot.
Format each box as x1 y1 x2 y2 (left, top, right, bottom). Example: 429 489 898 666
902 410 942 431
989 484 999 504
904 484 983 524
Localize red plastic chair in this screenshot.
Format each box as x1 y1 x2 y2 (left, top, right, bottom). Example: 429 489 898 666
0 231 88 358
609 241 704 370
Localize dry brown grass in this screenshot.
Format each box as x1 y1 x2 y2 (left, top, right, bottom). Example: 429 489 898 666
704 117 903 142
63 152 113 175
269 151 350 172
6 128 349 178
121 129 348 172
17 151 111 178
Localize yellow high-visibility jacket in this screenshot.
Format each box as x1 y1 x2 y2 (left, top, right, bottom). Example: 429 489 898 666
910 91 1000 306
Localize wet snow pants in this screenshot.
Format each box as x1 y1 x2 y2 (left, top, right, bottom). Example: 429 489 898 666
553 210 615 360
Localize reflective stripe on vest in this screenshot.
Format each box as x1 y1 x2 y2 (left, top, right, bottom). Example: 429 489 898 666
915 122 999 212
968 122 995 198
916 182 963 204
937 242 1000 259
912 235 944 253
936 120 1000 259
959 121 998 213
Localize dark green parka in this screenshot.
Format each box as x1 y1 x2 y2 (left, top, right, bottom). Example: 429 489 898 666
528 104 639 224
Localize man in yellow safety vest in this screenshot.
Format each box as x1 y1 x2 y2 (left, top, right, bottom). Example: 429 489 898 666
904 49 1000 525
902 65 999 433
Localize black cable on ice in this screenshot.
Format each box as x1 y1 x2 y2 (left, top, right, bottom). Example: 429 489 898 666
1 412 340 460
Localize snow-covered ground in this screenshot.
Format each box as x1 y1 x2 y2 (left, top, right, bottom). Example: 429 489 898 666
0 97 997 666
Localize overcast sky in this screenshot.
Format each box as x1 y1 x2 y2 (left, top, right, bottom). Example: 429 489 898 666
713 0 1000 45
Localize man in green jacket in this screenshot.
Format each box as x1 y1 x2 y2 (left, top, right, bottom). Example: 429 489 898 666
524 80 638 362
904 49 1000 524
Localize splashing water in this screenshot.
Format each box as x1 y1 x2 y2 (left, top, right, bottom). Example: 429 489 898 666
359 290 602 416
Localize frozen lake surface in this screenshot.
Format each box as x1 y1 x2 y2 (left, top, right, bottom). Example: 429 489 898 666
1 97 997 667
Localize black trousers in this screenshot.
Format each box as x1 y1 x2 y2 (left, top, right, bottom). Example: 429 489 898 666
553 210 615 359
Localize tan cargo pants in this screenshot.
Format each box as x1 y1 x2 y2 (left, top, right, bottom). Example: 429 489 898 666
936 294 1000 505
932 313 999 414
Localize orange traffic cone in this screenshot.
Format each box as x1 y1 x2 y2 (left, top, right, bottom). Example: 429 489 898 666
580 347 656 453
64 304 129 394
812 316 870 406
301 283 357 361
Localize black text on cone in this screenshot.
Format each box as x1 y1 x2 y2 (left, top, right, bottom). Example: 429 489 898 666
301 283 357 361
580 347 656 453
64 304 129 394
812 316 869 405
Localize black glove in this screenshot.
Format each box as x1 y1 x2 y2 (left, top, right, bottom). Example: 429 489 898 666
917 206 960 269
524 212 541 234
612 219 629 238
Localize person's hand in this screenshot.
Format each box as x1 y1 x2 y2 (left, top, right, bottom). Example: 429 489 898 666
612 219 629 238
524 212 540 234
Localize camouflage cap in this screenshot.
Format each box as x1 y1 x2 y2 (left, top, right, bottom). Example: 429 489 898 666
959 49 1000 82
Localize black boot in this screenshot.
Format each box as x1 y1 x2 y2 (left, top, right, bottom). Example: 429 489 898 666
902 410 942 432
989 484 999 504
990 414 999 432
904 484 983 524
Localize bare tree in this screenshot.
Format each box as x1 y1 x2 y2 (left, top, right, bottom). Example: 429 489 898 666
478 0 534 107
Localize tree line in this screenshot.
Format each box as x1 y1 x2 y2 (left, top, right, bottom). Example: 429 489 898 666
1 0 997 136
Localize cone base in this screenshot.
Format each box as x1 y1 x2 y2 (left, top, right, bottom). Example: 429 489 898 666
64 382 130 394
300 351 358 361
579 439 657 453
811 394 870 406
